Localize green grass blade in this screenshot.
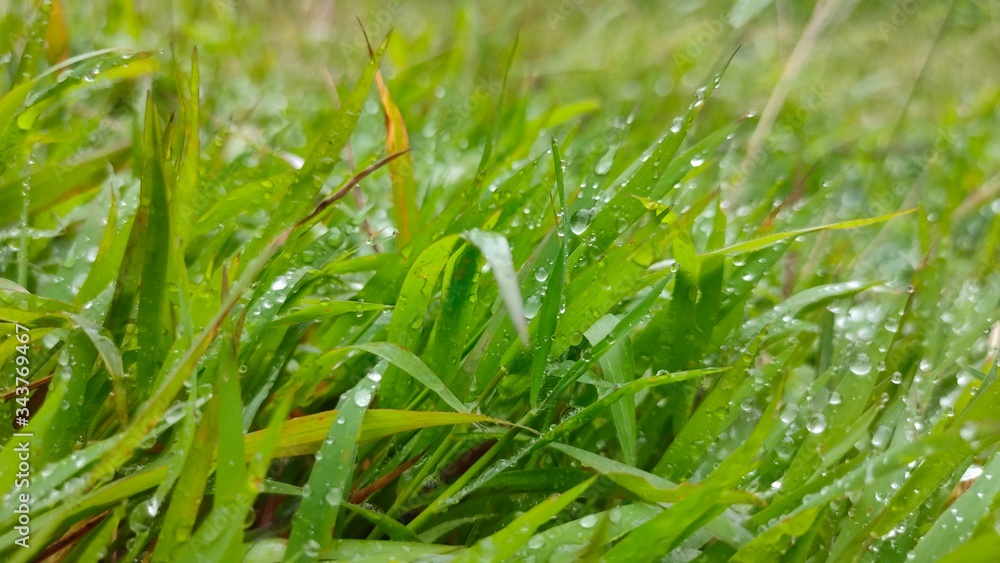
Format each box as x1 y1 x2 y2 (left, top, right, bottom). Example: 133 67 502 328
241 34 390 267
530 137 570 407
910 450 1000 562
463 229 529 345
342 503 423 543
584 314 636 465
278 301 387 324
284 367 382 561
350 342 468 412
454 476 596 563
701 210 915 258
381 234 460 408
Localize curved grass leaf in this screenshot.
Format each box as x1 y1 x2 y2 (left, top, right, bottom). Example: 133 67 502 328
350 342 468 412
463 229 529 345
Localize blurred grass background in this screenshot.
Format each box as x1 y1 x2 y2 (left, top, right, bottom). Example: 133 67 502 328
5 0 996 283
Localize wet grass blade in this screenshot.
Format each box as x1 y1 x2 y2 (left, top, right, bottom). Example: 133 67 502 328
584 314 636 465
278 301 386 324
284 367 382 561
910 449 1000 561
241 33 390 267
381 234 460 408
701 210 915 258
454 476 596 563
136 93 171 393
350 342 468 412
342 503 423 543
463 229 529 345
530 137 570 407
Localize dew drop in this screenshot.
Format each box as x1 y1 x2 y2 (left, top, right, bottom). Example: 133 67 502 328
849 352 872 376
807 414 827 434
354 388 373 407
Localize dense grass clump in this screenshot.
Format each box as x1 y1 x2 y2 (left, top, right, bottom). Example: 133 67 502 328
0 1 998 561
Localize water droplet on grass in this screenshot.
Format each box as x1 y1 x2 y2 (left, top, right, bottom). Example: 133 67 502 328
807 414 827 434
569 209 593 235
850 352 872 375
354 388 373 407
